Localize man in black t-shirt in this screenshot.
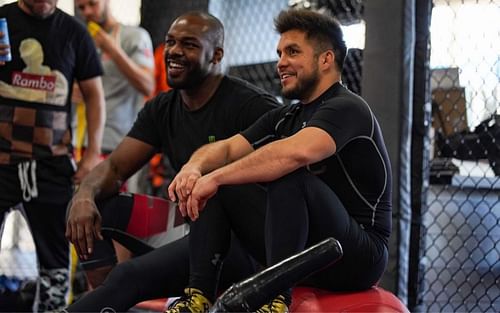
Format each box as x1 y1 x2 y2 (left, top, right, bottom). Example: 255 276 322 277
0 1 105 311
169 9 392 313
64 11 279 312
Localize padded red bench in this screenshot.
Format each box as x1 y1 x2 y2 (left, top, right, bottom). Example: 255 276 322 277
291 286 409 313
134 286 408 312
105 197 407 313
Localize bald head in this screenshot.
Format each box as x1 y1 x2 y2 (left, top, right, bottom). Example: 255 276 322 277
172 11 224 49
164 11 225 90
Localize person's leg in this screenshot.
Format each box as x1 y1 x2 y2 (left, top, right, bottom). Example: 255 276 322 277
23 157 75 311
79 193 135 288
187 183 267 301
66 236 189 312
265 168 387 294
218 184 267 265
24 200 72 312
187 194 231 302
66 234 257 312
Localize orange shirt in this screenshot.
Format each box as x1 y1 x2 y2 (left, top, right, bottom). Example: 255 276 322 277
153 43 170 95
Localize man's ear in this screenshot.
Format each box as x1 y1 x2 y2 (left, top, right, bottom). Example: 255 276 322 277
321 50 335 68
212 47 224 64
323 50 335 65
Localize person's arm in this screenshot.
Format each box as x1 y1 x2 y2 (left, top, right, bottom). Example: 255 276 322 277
168 134 254 212
185 127 337 220
66 137 156 259
94 29 154 96
74 76 105 184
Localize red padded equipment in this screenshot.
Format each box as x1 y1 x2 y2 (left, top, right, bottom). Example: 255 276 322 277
290 286 409 313
134 298 167 312
133 287 408 313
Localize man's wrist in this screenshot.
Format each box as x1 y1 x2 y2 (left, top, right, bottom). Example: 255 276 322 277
82 145 102 157
73 182 96 199
182 162 203 175
207 170 223 188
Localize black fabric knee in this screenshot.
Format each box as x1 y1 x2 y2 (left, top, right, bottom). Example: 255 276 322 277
266 168 387 291
188 184 267 300
79 193 134 270
66 233 257 312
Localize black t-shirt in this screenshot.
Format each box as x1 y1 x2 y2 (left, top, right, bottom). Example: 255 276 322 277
128 76 280 172
242 82 392 242
0 3 102 164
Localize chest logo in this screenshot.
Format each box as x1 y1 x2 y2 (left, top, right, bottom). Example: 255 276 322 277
12 72 56 92
0 38 68 106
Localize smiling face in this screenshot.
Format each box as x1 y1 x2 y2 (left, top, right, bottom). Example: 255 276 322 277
164 15 219 90
19 0 58 19
276 30 323 103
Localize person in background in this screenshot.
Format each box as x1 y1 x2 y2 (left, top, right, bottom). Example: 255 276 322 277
74 0 155 287
168 8 392 313
64 11 280 312
76 0 154 156
0 0 105 311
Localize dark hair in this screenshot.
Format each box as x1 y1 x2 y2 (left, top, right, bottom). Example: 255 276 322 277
274 9 347 71
178 11 225 48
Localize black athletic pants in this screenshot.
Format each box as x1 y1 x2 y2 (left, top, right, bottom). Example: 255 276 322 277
0 156 75 312
264 168 388 292
188 169 387 304
66 184 266 312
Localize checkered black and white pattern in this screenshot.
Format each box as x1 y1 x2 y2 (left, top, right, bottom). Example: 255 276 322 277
0 104 71 165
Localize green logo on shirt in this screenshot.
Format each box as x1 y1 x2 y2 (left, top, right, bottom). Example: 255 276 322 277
208 135 216 143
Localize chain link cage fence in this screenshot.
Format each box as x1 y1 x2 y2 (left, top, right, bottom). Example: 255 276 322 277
424 0 500 312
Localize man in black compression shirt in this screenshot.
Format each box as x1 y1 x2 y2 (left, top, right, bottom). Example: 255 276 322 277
64 11 279 312
169 9 392 313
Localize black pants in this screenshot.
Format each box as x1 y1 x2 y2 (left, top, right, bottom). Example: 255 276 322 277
0 156 75 312
188 184 268 300
78 194 136 270
264 168 387 291
188 169 387 304
65 234 256 312
66 184 266 312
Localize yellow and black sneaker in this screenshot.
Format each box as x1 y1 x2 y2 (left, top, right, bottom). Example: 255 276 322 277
255 295 289 313
165 288 212 313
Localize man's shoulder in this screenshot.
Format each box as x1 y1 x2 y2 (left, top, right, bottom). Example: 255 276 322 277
0 2 17 15
120 24 151 40
222 75 277 100
53 9 88 36
224 75 262 91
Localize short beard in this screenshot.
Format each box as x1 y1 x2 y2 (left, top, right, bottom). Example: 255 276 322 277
282 69 320 101
19 0 55 19
167 67 208 90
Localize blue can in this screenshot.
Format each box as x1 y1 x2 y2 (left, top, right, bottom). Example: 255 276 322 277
0 18 11 62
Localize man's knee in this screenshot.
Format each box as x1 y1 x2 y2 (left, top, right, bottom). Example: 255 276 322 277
104 260 139 288
268 168 306 192
84 260 137 291
79 240 117 288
